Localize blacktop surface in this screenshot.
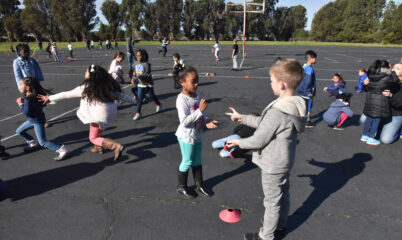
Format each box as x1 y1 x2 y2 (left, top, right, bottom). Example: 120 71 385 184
0 44 401 240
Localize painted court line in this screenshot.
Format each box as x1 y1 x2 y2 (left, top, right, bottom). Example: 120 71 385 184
0 113 22 122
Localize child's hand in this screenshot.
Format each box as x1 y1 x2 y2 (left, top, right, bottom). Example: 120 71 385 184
206 119 218 129
382 89 392 97
16 97 23 105
168 73 173 77
37 94 50 104
225 139 239 149
225 107 242 122
323 87 327 92
199 98 207 112
363 77 369 85
307 94 313 98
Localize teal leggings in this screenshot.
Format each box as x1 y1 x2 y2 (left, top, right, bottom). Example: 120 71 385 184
178 137 202 172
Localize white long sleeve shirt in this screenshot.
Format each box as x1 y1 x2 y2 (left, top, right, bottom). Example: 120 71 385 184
109 59 123 83
49 85 135 129
175 93 208 144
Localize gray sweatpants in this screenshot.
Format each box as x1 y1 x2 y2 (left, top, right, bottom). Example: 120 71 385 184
259 171 290 240
232 54 238 69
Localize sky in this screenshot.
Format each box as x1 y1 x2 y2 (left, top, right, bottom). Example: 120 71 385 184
95 0 401 31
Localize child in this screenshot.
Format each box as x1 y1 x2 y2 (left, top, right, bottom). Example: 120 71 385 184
213 40 220 61
159 37 169 57
90 40 95 50
212 113 258 158
45 43 51 58
298 50 317 128
13 44 44 93
98 40 103 50
323 73 347 96
232 38 239 71
131 49 162 120
67 42 73 58
361 60 399 145
0 137 11 160
38 65 135 160
168 53 185 89
175 66 218 198
109 51 125 84
225 59 306 240
51 42 59 62
16 78 69 160
323 93 353 130
355 69 367 93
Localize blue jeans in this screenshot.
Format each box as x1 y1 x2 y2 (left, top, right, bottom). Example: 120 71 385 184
212 134 241 157
16 120 60 151
178 138 202 172
360 114 402 144
363 117 381 138
135 86 161 114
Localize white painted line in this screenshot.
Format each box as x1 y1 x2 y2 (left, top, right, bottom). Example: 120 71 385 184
0 113 22 122
324 57 339 63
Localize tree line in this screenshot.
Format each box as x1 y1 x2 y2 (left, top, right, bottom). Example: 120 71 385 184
0 0 400 44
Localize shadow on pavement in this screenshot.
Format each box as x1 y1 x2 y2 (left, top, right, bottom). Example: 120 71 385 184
286 153 372 235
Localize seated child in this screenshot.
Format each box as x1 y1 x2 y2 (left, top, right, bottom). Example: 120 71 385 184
323 73 347 96
212 113 259 158
355 69 367 93
323 93 353 130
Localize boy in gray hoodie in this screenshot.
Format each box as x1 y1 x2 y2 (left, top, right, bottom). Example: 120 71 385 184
225 59 306 240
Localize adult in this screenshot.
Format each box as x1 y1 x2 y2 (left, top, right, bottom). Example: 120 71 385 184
360 62 402 144
232 38 239 71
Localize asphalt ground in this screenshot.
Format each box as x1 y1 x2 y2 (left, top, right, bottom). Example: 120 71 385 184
0 44 401 240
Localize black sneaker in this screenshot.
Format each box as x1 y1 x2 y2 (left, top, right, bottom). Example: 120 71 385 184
274 227 287 239
244 233 262 240
332 126 344 131
305 121 314 128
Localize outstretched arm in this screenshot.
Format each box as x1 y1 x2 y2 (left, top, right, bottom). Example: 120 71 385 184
39 86 83 104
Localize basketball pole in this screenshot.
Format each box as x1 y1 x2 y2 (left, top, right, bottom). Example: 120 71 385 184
243 0 246 59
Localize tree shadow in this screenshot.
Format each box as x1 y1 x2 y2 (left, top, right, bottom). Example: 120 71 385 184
203 155 257 195
286 153 372 235
207 98 222 104
3 157 121 202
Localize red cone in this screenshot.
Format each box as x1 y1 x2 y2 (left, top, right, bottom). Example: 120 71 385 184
219 208 241 223
245 75 250 79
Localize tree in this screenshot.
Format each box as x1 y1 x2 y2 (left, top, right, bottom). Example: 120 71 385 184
120 0 145 38
381 1 402 43
183 0 195 40
272 7 294 41
143 1 157 39
169 0 183 39
101 0 123 40
0 0 21 41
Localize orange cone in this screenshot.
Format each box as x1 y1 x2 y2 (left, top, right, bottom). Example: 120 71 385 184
219 208 241 223
245 75 250 79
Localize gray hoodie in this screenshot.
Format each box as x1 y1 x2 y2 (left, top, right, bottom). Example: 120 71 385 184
238 96 306 174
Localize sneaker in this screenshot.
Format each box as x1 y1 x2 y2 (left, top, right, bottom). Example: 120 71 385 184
54 145 69 161
332 126 344 131
367 138 380 146
243 233 262 240
274 227 287 239
133 113 141 120
360 135 369 142
305 121 314 128
156 105 162 113
23 140 40 152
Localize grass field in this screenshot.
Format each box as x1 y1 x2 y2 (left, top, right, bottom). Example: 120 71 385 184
1 40 401 53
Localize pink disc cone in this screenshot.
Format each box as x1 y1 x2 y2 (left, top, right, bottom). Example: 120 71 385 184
219 208 241 223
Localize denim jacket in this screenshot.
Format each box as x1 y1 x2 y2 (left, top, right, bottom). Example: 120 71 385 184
13 57 44 92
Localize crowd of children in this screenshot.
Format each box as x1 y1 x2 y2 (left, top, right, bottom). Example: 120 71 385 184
2 40 402 240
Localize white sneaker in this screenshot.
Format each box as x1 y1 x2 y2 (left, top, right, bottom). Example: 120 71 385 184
24 140 40 152
54 145 69 161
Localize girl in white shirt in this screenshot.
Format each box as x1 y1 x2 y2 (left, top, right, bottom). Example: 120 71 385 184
109 51 125 84
175 66 218 198
38 65 136 161
212 40 220 61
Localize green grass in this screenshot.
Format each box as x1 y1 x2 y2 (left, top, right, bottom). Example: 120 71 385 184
1 40 401 52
